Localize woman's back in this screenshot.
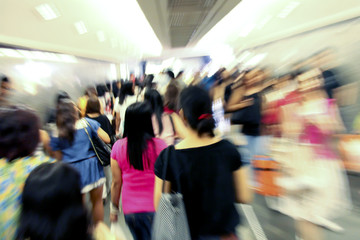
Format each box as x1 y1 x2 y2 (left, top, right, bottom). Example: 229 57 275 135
151 113 175 145
154 140 243 237
111 137 167 214
50 118 99 163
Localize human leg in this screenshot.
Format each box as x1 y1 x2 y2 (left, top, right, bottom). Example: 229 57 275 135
89 185 104 223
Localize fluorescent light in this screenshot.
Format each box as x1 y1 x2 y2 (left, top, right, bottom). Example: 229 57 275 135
97 31 106 42
74 21 88 35
35 3 61 21
277 1 300 19
0 48 23 58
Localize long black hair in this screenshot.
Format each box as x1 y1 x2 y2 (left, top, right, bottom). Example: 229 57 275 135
17 162 91 240
123 102 155 170
56 99 77 144
119 82 134 105
144 89 164 135
180 86 215 137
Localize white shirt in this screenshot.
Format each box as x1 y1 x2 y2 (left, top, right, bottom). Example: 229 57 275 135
114 95 137 136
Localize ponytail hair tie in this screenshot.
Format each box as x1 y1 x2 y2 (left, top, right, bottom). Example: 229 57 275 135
198 113 212 120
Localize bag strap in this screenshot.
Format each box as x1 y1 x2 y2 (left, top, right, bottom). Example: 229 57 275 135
82 120 102 162
161 145 181 193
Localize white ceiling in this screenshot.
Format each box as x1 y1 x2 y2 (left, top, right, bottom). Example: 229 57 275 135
0 0 360 63
197 0 360 54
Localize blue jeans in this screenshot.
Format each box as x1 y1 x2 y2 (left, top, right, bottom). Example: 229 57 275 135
124 212 155 240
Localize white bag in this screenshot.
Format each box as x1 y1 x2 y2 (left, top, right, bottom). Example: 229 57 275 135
110 221 127 240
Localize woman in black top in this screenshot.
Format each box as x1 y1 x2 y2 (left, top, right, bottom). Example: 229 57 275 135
154 86 252 240
86 97 115 143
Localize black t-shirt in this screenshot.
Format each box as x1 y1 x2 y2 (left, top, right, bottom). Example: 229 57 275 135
87 114 114 138
241 92 261 136
154 140 243 238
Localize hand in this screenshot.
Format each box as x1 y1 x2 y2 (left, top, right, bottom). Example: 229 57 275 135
110 213 118 222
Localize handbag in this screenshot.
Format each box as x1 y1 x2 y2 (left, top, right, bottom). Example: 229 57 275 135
83 119 111 166
151 146 191 240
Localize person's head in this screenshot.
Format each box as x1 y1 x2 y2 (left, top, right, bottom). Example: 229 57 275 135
55 90 70 105
0 105 40 162
85 97 101 115
166 70 175 80
56 99 78 144
119 82 134 104
123 102 154 171
179 86 215 137
144 74 155 89
164 83 179 112
144 89 164 134
0 75 11 100
17 162 91 240
84 86 97 97
176 70 184 79
96 84 108 97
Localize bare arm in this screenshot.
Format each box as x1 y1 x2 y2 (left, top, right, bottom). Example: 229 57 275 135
115 112 120 135
226 98 253 113
110 158 122 222
233 167 253 204
154 176 171 210
39 130 51 154
97 127 110 143
52 150 62 161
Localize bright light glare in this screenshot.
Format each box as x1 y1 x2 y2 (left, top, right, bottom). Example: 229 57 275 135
244 53 268 67
74 21 88 35
91 0 162 56
35 3 61 21
0 48 23 58
196 0 273 50
277 1 300 19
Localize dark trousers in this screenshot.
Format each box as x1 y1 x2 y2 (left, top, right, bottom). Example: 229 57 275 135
124 212 155 240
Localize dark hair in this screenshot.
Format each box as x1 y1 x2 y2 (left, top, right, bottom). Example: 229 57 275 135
96 84 109 97
123 102 155 171
164 83 179 111
166 70 175 79
119 82 134 105
180 86 215 137
85 97 101 115
144 89 164 134
176 70 184 79
1 75 9 83
17 162 91 240
56 90 70 105
0 105 40 162
84 86 97 97
144 74 154 89
56 100 77 144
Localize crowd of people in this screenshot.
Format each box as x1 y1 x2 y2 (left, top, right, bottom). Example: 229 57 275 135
0 51 354 240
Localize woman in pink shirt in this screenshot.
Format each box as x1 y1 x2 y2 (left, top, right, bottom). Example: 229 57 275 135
110 102 167 240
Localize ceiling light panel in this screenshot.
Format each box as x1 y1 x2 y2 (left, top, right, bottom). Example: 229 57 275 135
35 3 61 21
74 21 88 35
97 31 106 42
277 1 300 19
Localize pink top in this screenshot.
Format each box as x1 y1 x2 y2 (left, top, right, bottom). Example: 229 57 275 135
111 137 167 214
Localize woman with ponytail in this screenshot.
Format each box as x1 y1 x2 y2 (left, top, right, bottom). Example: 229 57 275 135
144 89 175 145
154 86 252 240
